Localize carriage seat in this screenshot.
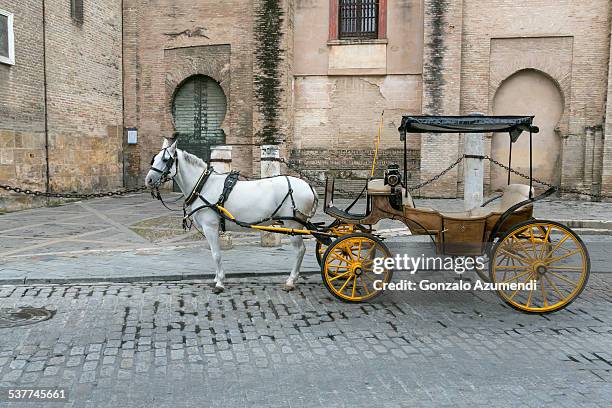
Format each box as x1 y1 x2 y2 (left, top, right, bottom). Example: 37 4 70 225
467 184 534 217
367 179 415 208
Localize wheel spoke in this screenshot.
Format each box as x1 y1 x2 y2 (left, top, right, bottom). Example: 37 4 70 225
540 226 552 259
507 273 532 301
545 249 581 265
547 266 583 271
549 272 578 287
508 235 535 261
328 252 352 264
544 234 570 259
360 275 370 294
544 274 565 300
501 269 531 284
351 274 357 298
540 278 547 307
525 284 534 307
498 248 531 265
356 240 363 260
338 274 354 293
329 271 351 282
495 265 530 270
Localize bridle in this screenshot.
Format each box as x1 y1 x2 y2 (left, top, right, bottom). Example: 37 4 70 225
149 147 177 185
148 147 183 212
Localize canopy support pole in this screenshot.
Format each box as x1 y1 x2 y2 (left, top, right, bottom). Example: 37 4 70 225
403 136 408 197
529 129 533 199
507 138 513 185
464 112 485 210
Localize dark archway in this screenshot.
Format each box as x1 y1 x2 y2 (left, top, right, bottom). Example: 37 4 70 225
172 75 227 161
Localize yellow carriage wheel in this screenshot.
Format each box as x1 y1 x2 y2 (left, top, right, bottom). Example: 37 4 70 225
315 223 368 266
489 220 590 313
321 233 393 303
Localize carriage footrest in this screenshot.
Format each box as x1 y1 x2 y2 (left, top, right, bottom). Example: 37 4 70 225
324 205 366 222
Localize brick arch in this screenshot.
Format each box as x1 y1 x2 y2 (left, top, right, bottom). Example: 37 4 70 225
489 66 570 138
162 45 231 134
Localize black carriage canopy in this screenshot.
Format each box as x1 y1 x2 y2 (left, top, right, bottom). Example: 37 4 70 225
398 115 539 143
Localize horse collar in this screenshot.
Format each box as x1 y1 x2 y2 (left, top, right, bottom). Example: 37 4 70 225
184 167 214 207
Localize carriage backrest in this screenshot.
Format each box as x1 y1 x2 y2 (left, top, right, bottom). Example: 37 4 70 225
500 184 534 212
324 177 335 208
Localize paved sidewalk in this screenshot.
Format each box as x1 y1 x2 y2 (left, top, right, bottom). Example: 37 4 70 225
0 193 611 283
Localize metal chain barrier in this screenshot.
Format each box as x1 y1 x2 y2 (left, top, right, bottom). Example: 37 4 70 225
483 155 612 200
405 156 464 192
0 184 149 199
2 154 611 201
278 158 357 196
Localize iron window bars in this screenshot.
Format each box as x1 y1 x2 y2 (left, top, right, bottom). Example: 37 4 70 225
339 0 379 39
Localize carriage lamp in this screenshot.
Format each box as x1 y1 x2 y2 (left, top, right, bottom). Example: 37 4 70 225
384 163 402 187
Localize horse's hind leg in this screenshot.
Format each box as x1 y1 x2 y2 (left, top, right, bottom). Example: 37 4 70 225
284 235 306 291
201 222 226 294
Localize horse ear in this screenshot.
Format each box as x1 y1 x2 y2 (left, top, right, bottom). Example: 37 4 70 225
167 139 178 154
162 137 171 149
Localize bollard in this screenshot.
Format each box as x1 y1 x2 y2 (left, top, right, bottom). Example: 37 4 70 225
210 145 233 249
260 145 282 247
210 145 232 173
464 113 485 211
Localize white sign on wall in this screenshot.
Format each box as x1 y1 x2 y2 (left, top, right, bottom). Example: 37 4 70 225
127 128 138 145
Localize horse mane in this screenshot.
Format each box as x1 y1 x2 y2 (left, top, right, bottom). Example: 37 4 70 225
180 149 207 169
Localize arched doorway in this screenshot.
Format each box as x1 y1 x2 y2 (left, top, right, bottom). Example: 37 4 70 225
491 69 563 191
172 75 227 161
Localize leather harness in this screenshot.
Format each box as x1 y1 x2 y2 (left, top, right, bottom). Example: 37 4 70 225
150 151 314 234
182 167 307 232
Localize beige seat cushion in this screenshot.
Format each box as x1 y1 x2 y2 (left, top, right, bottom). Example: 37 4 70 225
367 179 415 208
367 179 391 194
500 184 534 211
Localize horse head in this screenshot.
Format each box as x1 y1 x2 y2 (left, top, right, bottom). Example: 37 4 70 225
145 138 178 188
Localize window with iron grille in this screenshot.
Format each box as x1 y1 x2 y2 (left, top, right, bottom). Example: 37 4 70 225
71 0 84 24
339 0 379 39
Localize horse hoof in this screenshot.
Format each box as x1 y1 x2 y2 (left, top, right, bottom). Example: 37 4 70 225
282 284 295 292
212 286 224 294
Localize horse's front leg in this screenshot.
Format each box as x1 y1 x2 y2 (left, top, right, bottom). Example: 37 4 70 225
199 218 226 294
284 235 306 291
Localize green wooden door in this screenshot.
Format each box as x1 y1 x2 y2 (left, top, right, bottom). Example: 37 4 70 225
172 76 227 161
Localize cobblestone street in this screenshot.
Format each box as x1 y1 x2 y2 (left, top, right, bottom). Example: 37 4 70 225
1 195 611 406
0 272 611 407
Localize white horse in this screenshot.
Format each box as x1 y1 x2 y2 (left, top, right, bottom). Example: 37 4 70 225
145 138 318 293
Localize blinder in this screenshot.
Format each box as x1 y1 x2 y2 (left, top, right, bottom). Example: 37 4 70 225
149 148 177 182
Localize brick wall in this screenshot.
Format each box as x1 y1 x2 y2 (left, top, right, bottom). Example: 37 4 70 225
0 0 124 211
603 28 612 200
123 0 257 187
44 0 124 193
0 1 46 210
420 0 463 198
460 0 611 198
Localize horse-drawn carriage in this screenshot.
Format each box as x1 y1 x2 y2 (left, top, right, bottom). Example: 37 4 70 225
316 116 590 313
147 115 589 314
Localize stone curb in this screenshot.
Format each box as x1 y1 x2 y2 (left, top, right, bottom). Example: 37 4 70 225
0 269 323 286
560 219 611 230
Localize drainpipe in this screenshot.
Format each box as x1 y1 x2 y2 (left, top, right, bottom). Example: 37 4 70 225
42 0 50 194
